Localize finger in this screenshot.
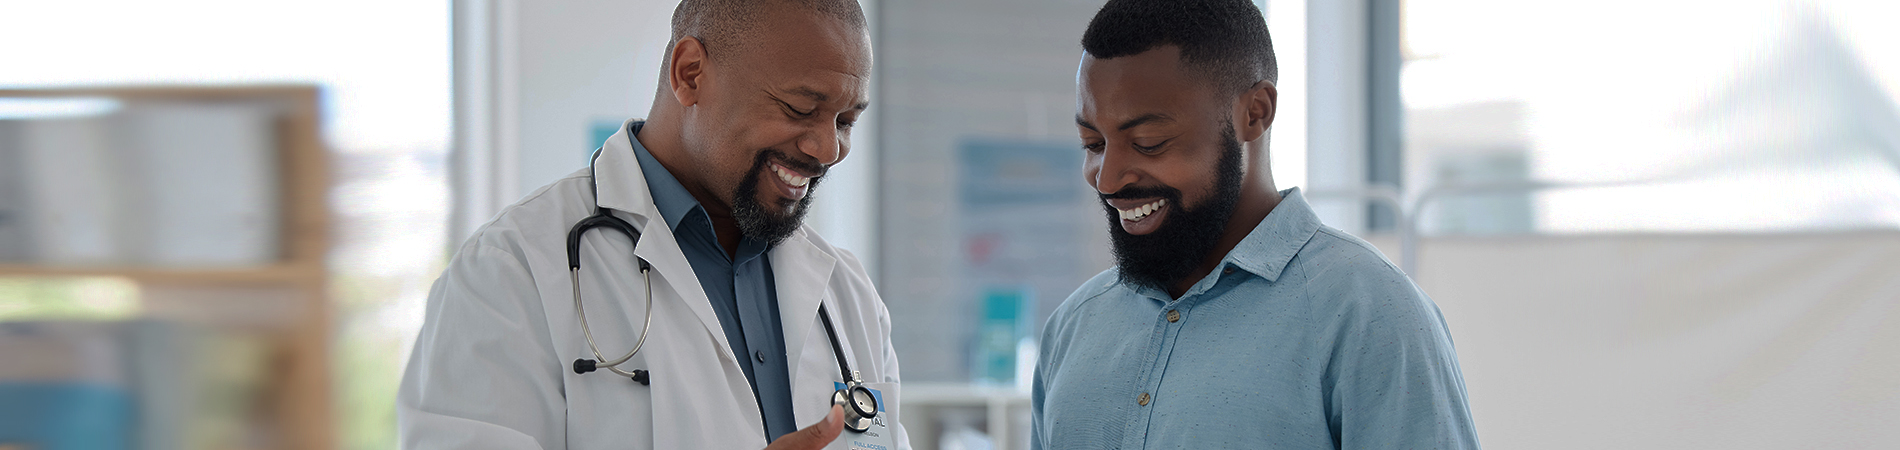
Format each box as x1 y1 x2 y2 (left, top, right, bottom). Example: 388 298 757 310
764 405 844 450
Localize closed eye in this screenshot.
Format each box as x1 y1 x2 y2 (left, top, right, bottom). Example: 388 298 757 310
779 99 815 117
1132 140 1168 154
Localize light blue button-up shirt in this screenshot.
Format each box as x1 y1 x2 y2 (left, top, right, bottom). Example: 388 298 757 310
1032 188 1480 449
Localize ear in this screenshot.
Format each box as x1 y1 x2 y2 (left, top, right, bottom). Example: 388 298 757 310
668 36 710 108
1234 80 1278 143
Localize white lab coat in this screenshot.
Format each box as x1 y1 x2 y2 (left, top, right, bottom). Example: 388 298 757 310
397 120 908 450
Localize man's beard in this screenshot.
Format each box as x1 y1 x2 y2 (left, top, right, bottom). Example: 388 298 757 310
1101 122 1245 293
732 150 823 246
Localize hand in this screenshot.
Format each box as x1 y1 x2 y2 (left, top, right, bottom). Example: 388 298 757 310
763 404 844 450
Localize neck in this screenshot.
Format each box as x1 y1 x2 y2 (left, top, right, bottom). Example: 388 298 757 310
1167 147 1281 298
637 111 745 257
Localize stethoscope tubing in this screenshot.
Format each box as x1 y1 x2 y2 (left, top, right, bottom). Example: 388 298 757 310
573 265 653 376
816 301 856 381
570 143 875 430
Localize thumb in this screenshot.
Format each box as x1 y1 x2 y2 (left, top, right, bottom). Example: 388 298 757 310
764 404 844 450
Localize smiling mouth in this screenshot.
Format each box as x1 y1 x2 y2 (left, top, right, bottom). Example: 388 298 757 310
770 162 812 187
1117 198 1167 222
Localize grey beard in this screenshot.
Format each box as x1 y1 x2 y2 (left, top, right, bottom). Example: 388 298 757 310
731 150 821 246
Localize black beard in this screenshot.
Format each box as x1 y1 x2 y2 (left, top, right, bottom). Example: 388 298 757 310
1102 122 1245 294
731 150 822 246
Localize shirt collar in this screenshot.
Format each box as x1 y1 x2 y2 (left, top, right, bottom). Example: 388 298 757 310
1123 187 1323 300
625 121 772 259
626 121 704 233
1221 187 1322 283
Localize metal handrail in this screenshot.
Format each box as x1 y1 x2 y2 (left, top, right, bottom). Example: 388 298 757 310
1302 185 1413 273
1310 177 1696 276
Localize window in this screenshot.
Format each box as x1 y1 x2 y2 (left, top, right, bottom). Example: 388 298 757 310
1401 0 1900 235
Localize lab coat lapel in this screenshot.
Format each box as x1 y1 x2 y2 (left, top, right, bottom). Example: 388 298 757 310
592 119 746 374
592 120 768 447
772 227 838 385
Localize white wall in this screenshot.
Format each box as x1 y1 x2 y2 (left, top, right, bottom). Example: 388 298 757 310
1363 232 1900 448
452 0 670 240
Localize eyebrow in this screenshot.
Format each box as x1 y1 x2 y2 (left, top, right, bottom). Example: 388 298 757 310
787 86 869 111
787 86 830 103
1076 113 1175 132
1115 113 1173 131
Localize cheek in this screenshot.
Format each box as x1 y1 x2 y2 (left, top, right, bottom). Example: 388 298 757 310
702 135 760 190
1178 154 1226 204
703 136 741 170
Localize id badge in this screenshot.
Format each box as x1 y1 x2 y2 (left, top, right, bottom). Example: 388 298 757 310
830 382 898 450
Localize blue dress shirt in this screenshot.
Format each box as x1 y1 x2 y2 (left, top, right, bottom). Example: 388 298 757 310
626 122 797 441
1032 188 1480 449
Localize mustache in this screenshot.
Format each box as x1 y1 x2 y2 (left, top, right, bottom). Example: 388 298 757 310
756 150 829 180
1100 185 1181 201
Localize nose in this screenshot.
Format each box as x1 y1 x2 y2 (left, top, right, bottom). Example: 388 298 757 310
1091 145 1140 195
797 124 846 166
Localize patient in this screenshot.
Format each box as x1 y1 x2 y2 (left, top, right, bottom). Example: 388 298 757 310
1031 0 1480 448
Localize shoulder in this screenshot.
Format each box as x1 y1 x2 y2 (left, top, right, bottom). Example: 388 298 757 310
796 228 888 315
460 168 595 254
795 228 859 272
1290 226 1443 333
794 227 875 289
1055 268 1120 317
1292 226 1416 300
435 169 597 300
1036 267 1126 379
1043 268 1122 335
1295 226 1407 285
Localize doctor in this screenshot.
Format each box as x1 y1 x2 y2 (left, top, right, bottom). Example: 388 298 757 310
398 0 906 449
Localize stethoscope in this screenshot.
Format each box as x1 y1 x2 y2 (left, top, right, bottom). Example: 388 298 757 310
565 147 881 432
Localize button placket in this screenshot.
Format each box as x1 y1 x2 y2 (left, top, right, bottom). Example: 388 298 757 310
1124 300 1195 448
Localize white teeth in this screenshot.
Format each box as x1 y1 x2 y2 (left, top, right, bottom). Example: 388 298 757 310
772 164 810 187
1118 199 1166 222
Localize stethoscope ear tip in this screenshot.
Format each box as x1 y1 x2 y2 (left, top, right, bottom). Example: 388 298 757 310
574 359 598 374
631 369 650 385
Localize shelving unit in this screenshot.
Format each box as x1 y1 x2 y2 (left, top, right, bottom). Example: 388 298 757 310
900 382 1033 450
0 86 333 450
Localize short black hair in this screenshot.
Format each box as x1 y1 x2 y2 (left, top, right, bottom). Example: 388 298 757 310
1081 0 1277 95
669 0 867 66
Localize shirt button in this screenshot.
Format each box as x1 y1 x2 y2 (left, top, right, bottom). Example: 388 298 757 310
754 350 766 363
1137 392 1151 406
1167 310 1181 323
1223 266 1236 275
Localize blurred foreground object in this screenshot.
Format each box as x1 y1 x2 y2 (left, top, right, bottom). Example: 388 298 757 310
0 320 270 450
0 93 278 266
0 86 335 450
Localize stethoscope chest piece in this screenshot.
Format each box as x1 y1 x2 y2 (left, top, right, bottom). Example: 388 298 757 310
833 371 879 433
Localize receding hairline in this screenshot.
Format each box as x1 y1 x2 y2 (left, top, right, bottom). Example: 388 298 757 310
666 0 868 67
